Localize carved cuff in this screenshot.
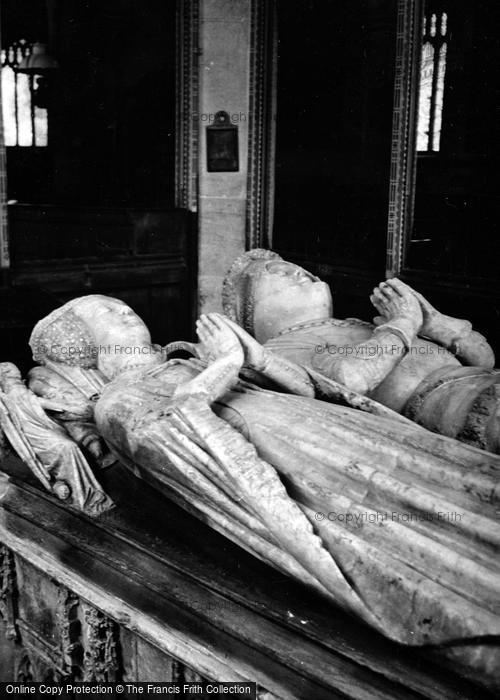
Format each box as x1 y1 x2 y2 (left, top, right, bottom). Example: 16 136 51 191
448 329 473 357
374 323 413 351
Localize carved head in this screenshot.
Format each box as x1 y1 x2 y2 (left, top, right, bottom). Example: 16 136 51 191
29 295 160 379
30 304 98 369
222 249 333 343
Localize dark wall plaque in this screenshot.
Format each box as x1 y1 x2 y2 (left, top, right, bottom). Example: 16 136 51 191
206 111 239 172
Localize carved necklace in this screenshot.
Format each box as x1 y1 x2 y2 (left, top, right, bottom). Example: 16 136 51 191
276 317 372 337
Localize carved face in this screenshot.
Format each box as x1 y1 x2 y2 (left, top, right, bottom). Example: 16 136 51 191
263 260 319 283
252 261 333 343
30 295 158 378
69 296 159 379
73 296 152 343
222 250 334 343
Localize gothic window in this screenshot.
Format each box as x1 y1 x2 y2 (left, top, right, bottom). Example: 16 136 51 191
1 40 48 147
417 11 448 151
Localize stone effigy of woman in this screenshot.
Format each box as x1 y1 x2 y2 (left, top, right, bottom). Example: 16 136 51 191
221 249 500 453
18 294 500 688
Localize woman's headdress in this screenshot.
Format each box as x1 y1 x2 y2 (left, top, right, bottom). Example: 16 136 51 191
29 301 97 368
221 248 281 333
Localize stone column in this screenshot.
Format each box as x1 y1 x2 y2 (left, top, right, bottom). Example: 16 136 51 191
197 0 251 312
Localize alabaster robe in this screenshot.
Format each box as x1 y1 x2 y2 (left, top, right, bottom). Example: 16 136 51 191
94 359 500 686
265 318 500 452
0 376 112 515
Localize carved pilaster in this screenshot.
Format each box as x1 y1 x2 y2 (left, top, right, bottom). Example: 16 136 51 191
175 0 200 211
0 11 10 270
55 585 81 679
82 603 121 682
246 0 277 250
386 0 423 276
0 544 18 640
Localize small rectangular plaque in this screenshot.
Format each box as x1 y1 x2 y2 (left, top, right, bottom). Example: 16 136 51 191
206 111 239 172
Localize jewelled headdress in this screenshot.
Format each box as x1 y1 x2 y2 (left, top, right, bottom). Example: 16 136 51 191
29 302 97 368
222 248 281 333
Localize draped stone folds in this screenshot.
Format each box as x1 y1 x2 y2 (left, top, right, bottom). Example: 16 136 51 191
94 360 500 684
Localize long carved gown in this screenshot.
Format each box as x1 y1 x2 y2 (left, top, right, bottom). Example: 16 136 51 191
94 359 500 687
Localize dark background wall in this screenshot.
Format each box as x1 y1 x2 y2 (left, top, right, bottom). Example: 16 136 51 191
1 0 194 373
273 0 500 356
274 0 396 274
408 0 500 281
3 0 176 207
273 0 397 324
1 0 499 364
